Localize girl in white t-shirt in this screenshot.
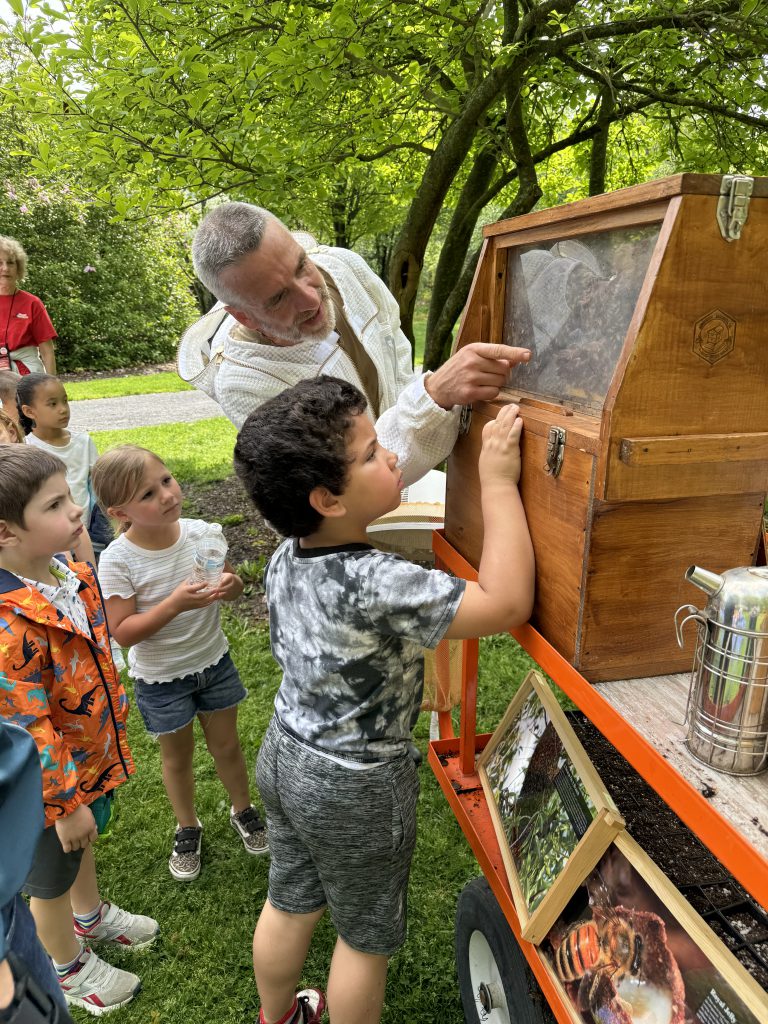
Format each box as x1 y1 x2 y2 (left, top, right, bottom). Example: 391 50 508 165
92 444 268 882
17 372 114 556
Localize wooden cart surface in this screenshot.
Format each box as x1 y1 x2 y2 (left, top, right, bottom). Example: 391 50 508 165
429 531 768 1024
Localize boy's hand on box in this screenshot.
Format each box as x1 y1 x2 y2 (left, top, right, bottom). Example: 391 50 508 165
56 803 97 852
478 404 523 487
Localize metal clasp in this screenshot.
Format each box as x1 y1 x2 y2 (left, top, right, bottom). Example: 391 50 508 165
458 404 472 436
544 425 566 477
717 175 753 242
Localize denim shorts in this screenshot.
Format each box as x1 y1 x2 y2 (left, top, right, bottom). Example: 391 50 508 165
133 652 247 737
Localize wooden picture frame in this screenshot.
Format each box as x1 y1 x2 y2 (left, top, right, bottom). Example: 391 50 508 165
541 831 768 1024
477 670 624 943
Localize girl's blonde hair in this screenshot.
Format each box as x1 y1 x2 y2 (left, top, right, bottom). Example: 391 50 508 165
0 409 23 443
91 444 168 534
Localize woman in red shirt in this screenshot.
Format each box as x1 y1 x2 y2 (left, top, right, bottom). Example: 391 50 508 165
0 235 57 375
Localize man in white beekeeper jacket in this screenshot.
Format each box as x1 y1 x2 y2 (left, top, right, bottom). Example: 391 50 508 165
179 202 530 489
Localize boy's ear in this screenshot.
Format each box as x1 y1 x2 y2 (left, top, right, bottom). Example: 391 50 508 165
0 519 21 548
308 486 346 520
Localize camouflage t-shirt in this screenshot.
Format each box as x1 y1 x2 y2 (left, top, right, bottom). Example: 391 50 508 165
266 540 466 761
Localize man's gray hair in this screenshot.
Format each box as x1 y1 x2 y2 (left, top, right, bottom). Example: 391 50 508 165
192 203 276 304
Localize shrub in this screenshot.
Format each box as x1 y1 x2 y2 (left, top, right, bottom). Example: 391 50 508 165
1 140 198 371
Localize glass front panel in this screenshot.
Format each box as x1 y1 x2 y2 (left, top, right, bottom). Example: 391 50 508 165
503 224 661 411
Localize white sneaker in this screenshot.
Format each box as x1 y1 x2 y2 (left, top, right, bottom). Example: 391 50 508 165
74 901 159 949
60 947 140 1016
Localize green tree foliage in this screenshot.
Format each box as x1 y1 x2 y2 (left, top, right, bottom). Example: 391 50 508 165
2 1 766 368
0 119 198 371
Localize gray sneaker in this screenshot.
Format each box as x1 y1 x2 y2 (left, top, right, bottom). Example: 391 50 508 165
74 901 158 949
169 821 202 881
60 947 140 1016
230 805 268 856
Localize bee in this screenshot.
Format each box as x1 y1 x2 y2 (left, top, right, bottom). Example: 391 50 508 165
553 872 644 1006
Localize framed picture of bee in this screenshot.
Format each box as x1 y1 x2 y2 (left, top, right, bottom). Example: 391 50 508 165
477 670 625 944
544 831 767 1024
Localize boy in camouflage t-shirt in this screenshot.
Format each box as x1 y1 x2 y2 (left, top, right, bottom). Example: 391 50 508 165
235 375 534 1024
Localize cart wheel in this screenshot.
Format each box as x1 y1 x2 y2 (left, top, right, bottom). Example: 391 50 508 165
455 877 553 1024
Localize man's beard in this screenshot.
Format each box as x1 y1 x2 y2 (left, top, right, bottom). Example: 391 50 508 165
257 283 336 345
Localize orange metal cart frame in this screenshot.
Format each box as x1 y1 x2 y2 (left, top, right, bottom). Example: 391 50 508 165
428 529 768 1024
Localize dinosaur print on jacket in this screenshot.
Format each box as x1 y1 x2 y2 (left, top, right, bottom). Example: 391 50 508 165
0 559 134 825
12 632 39 671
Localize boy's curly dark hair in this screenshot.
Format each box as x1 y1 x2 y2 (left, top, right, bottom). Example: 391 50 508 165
234 376 367 538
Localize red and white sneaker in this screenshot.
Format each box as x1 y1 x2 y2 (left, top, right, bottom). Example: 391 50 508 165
296 988 326 1023
60 947 140 1016
258 988 326 1024
74 901 159 949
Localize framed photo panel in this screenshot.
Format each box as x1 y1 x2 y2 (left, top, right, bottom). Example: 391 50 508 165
541 831 768 1024
477 670 624 943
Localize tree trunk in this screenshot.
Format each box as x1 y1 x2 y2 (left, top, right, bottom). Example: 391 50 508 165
387 67 509 342
589 84 614 196
426 177 542 368
424 146 498 368
330 181 350 249
426 47 542 370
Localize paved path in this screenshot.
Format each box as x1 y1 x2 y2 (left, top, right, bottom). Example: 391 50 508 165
69 389 222 432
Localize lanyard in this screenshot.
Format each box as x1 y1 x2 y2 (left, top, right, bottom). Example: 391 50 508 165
0 289 17 370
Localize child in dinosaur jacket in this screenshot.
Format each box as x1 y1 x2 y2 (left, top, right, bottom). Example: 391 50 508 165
0 444 158 1017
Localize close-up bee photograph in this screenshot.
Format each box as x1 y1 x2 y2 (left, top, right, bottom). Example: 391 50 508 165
546 835 762 1024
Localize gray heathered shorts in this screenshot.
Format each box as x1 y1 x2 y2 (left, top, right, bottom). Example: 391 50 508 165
256 716 420 956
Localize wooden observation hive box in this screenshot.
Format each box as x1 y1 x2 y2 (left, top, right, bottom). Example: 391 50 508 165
445 174 768 681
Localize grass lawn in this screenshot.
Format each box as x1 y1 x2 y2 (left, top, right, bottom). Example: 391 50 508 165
65 372 192 402
413 314 426 368
78 417 539 1023
92 418 238 485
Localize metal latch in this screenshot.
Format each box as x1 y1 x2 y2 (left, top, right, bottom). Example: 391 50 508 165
717 175 753 242
544 425 566 477
458 404 472 436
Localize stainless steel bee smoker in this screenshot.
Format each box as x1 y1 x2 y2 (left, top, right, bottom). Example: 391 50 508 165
675 565 768 776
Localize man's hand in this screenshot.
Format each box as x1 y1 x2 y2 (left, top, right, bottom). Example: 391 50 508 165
478 404 524 488
424 343 530 410
55 803 97 853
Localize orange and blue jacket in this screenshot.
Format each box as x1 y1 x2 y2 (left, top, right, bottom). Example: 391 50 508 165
0 558 134 826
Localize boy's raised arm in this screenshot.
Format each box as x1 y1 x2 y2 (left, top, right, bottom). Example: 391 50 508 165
444 403 534 640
